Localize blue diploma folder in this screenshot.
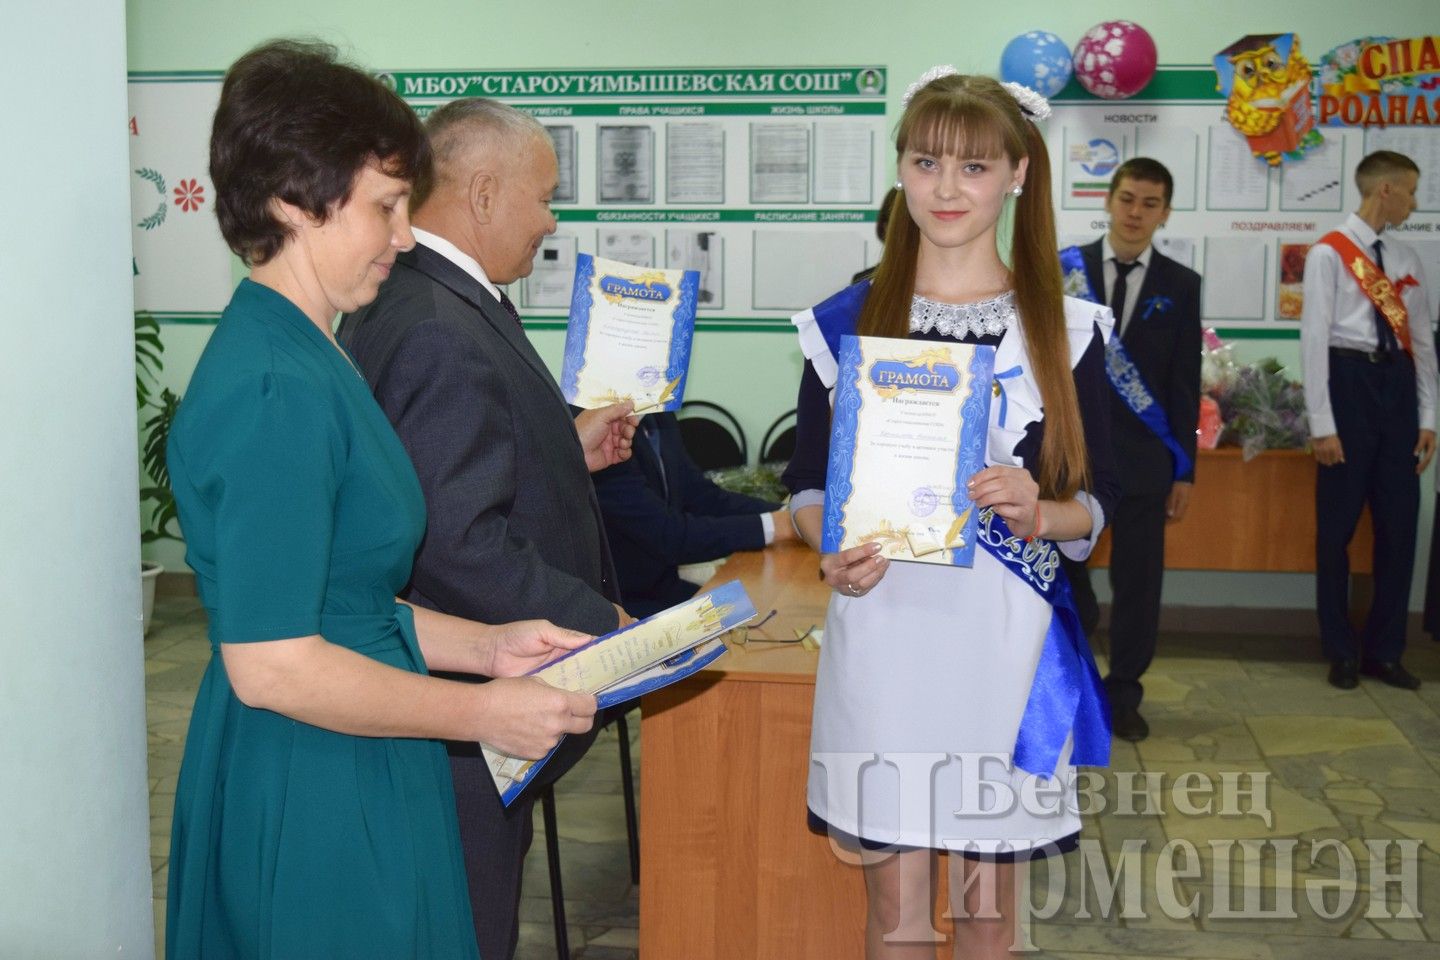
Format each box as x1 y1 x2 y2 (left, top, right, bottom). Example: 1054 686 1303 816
491 579 754 806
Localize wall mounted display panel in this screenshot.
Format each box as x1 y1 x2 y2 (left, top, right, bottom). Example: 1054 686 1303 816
1048 67 1440 333
129 66 890 329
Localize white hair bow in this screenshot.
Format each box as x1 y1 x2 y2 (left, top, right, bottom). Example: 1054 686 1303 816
901 65 959 108
900 66 1052 123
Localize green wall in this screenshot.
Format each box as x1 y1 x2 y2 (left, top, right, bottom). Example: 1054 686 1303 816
127 1 1438 611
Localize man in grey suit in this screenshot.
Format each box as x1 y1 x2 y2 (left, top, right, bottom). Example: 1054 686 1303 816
338 98 635 960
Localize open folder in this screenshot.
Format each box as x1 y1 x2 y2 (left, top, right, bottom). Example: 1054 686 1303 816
482 580 756 806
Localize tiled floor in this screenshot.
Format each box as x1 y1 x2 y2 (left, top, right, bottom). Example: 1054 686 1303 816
145 596 1440 959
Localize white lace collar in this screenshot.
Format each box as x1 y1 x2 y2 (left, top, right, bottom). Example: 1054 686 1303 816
909 290 1015 339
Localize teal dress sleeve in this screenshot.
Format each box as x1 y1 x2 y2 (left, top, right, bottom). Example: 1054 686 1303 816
185 369 346 643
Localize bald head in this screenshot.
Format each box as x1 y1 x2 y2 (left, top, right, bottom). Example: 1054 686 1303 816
411 97 559 284
414 97 550 209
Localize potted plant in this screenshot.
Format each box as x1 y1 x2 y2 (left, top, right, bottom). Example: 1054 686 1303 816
136 311 182 634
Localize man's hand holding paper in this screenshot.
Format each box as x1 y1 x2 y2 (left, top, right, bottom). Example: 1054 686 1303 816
575 399 637 472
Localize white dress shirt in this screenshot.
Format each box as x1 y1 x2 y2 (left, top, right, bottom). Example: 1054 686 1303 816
1299 212 1437 437
411 227 507 305
1101 236 1153 335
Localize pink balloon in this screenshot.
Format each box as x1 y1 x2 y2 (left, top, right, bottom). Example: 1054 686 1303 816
1072 20 1158 100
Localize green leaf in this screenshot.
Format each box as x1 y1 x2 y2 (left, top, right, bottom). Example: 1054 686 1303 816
135 312 183 543
135 312 165 416
134 167 166 194
137 202 167 231
139 388 181 541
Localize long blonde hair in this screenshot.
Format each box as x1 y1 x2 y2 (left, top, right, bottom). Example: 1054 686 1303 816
858 74 1086 500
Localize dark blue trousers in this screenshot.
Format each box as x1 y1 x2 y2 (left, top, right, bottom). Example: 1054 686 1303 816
1316 351 1419 664
1103 491 1169 711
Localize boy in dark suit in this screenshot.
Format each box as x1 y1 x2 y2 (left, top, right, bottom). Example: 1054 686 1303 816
593 412 792 618
1063 157 1202 742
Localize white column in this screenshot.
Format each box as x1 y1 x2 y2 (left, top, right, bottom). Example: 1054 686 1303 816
0 0 156 955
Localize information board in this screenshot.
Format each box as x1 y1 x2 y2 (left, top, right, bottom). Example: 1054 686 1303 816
1048 67 1440 331
127 66 892 329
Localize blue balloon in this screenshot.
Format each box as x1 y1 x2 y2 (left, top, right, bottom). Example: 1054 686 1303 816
1000 31 1074 98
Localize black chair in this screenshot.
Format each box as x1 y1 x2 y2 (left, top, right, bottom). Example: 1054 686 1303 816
760 408 797 466
677 400 748 471
540 708 640 959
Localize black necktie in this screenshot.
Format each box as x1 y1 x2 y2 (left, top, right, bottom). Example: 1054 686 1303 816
1111 259 1140 333
498 290 523 329
1372 241 1397 354
641 419 668 498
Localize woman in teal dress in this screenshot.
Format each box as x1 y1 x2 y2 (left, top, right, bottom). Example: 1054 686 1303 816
165 41 600 959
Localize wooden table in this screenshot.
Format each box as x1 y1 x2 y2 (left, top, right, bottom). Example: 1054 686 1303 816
639 544 904 958
1090 448 1373 573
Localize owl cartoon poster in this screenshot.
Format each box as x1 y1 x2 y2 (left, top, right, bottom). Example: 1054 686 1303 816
1213 33 1324 166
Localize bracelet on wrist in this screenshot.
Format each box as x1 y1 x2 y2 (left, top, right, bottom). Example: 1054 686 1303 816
1025 501 1044 542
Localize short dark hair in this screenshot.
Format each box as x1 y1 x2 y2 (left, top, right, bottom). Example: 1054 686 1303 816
1355 150 1419 197
210 39 429 265
1107 157 1173 207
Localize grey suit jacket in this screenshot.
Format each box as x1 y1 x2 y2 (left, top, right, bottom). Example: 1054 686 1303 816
338 242 620 636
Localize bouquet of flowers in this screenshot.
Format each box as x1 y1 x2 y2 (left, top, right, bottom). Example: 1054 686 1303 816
1200 328 1240 397
1202 329 1310 459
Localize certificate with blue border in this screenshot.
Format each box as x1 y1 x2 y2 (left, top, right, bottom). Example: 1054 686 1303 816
561 253 700 412
822 335 995 567
482 580 755 806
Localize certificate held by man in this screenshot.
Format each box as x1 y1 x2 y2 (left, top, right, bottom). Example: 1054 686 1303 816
561 253 700 413
822 335 995 566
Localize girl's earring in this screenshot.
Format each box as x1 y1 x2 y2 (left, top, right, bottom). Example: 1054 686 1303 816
1011 184 1023 197
894 180 903 191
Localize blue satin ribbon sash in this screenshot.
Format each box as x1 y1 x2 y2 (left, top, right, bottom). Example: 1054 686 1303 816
1059 245 1193 482
976 508 1112 776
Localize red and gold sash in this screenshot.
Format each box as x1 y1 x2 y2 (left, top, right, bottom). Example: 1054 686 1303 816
1317 230 1412 355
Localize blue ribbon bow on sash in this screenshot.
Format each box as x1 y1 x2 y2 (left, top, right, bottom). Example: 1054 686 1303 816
976 509 1111 775
992 365 1023 428
1060 245 1193 482
805 282 1112 777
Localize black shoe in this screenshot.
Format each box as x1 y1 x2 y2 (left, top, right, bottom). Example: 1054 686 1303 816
1359 660 1421 690
1112 706 1149 742
1328 660 1359 690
